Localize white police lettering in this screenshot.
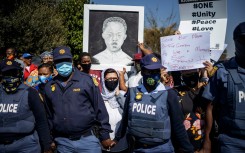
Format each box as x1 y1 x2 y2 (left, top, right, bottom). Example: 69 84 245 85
0 104 18 113
132 103 156 115
239 91 245 103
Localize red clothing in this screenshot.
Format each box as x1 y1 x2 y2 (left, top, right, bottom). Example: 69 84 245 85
24 64 37 81
89 69 102 92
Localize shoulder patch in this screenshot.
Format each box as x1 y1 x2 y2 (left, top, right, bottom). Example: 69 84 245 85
92 77 99 86
208 66 218 77
51 84 55 91
178 91 186 96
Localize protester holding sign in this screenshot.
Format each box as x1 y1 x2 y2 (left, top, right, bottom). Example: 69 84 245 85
173 68 209 152
101 68 128 153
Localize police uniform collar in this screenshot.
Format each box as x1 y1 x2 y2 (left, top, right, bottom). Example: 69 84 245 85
137 83 166 95
227 58 245 73
18 83 28 89
70 68 81 82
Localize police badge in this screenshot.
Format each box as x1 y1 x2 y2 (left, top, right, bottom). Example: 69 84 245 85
135 92 143 101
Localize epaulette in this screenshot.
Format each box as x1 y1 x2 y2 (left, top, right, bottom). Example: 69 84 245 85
92 77 99 86
208 66 218 78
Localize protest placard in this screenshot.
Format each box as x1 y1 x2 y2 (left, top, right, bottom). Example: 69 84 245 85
178 0 227 50
161 32 210 71
210 44 227 62
83 4 144 71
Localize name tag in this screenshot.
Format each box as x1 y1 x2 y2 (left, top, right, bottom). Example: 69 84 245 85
73 88 81 92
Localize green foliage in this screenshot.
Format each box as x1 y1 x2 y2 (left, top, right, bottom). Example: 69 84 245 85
0 2 67 55
144 8 177 53
59 0 90 60
144 24 177 53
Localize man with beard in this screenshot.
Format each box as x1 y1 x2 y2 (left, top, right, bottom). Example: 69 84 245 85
93 17 133 66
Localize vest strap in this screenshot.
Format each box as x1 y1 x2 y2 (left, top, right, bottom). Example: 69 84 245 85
0 111 33 126
129 127 166 139
129 119 165 129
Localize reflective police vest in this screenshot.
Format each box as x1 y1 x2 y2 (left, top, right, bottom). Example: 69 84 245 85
127 86 171 145
220 59 245 137
0 83 35 133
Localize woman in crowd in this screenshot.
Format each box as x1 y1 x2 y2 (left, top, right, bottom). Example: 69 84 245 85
101 68 128 153
173 68 210 153
36 63 53 95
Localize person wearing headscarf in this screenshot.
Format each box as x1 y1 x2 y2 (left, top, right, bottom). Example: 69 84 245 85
40 51 53 64
101 68 128 153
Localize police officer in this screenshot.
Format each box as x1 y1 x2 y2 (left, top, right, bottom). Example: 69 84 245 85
44 46 114 153
0 59 52 153
114 54 194 153
202 22 245 153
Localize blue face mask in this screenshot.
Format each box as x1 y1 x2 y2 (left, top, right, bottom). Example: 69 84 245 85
56 62 73 77
143 73 161 88
39 75 52 84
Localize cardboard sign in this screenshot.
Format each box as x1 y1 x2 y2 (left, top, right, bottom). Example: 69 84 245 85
160 32 210 71
179 0 227 50
210 44 227 62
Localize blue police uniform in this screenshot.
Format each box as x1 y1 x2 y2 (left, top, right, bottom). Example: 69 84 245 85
115 54 194 153
128 84 172 151
44 46 111 153
203 57 245 152
0 60 52 153
116 83 194 153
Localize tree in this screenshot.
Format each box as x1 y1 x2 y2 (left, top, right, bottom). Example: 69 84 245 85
0 1 67 55
144 8 177 53
59 0 90 60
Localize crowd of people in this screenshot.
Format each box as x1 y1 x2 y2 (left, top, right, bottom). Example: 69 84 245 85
0 21 244 153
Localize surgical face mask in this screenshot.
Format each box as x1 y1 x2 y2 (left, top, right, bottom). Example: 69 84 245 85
105 80 118 91
2 76 22 93
182 72 199 88
81 63 91 73
39 75 52 84
143 73 161 89
56 62 73 77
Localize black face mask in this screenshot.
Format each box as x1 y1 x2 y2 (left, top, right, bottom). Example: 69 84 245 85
135 63 141 73
2 76 22 93
235 37 245 68
105 80 118 91
182 72 199 88
81 63 91 73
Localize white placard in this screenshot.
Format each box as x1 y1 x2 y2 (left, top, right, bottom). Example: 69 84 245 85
179 0 227 50
160 32 210 71
210 44 227 62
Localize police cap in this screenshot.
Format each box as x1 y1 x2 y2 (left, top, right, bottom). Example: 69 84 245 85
53 46 72 62
140 54 165 70
0 60 22 72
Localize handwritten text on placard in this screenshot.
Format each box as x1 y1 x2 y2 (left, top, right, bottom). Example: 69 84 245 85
160 32 210 71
